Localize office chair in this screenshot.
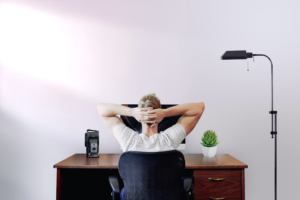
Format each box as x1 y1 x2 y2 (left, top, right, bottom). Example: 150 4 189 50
108 150 193 200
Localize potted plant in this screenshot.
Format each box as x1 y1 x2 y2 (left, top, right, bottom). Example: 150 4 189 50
201 130 219 157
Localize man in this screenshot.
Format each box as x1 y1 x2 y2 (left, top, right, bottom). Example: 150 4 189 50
98 93 205 199
97 93 205 152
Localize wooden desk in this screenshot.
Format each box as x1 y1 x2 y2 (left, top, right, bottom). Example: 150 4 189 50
54 154 248 200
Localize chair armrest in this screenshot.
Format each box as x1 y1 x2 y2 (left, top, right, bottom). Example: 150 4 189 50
108 175 120 193
182 176 193 192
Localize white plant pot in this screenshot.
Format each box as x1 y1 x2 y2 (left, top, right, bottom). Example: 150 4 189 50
202 145 217 158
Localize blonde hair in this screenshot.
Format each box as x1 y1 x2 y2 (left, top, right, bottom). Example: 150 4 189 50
138 93 161 109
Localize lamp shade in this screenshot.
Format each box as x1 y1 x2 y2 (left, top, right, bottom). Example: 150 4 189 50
221 50 253 60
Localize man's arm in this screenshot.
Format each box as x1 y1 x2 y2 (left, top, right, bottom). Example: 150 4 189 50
168 102 205 135
97 104 156 134
153 102 205 136
97 104 130 133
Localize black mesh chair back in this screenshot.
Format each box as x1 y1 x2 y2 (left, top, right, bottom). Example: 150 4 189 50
118 150 185 200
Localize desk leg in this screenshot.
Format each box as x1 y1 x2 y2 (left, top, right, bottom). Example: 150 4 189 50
242 169 245 200
56 169 61 200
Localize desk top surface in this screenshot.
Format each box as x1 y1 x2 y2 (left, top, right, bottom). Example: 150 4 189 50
54 154 248 169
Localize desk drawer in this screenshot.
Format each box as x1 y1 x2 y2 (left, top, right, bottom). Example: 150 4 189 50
194 169 241 200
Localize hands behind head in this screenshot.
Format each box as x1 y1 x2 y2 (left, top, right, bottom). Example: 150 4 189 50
131 107 165 128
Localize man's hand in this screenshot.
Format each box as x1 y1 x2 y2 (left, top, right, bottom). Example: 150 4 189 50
131 107 157 124
141 108 166 127
148 109 165 124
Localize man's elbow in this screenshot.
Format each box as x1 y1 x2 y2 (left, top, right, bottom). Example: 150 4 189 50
201 102 205 111
198 102 205 115
97 104 105 115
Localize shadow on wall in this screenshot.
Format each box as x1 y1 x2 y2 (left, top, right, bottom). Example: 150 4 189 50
6 0 190 32
0 173 33 200
0 68 119 200
0 68 99 129
0 110 51 200
0 66 113 144
0 67 104 151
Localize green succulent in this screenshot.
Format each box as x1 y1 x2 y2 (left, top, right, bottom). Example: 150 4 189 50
201 130 219 147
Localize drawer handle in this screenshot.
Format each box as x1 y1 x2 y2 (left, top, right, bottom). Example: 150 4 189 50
209 198 227 200
208 178 227 181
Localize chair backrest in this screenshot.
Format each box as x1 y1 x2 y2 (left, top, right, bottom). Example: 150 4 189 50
118 150 185 200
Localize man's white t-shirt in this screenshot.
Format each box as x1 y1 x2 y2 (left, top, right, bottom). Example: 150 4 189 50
113 123 186 152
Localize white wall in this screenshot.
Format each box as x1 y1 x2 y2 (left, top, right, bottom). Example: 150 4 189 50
0 0 299 199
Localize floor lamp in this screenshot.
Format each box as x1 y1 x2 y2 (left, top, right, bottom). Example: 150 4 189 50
221 50 277 200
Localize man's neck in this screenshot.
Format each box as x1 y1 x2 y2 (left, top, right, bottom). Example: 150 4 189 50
142 123 158 138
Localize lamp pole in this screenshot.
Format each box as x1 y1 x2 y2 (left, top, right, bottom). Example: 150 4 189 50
221 51 277 200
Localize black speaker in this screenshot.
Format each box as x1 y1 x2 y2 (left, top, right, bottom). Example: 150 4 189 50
85 129 99 158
